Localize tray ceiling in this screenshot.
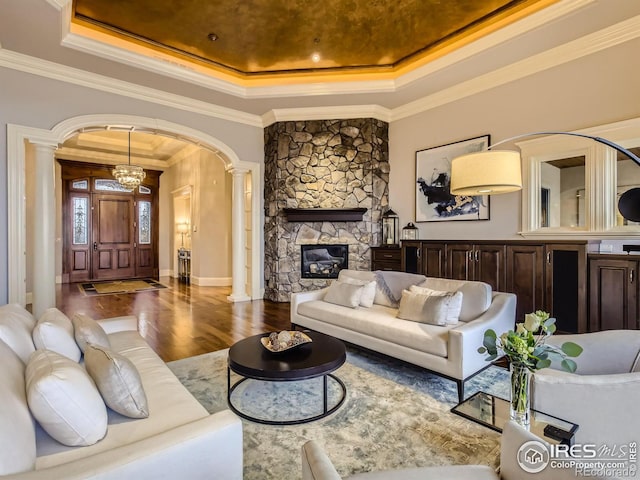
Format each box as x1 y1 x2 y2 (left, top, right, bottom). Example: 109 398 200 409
72 0 555 83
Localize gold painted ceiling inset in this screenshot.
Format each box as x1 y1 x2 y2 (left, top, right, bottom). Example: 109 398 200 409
72 0 555 81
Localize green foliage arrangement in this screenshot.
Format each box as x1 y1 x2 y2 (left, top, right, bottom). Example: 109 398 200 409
478 310 583 372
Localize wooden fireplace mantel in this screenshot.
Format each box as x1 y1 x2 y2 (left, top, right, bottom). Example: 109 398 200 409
283 208 367 222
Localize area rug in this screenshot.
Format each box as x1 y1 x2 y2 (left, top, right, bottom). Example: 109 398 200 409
168 346 510 479
78 278 167 296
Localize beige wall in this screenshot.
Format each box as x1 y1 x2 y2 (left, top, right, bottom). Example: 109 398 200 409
163 150 232 283
389 38 640 240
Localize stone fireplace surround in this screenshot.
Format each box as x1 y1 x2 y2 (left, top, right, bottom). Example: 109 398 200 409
264 118 390 302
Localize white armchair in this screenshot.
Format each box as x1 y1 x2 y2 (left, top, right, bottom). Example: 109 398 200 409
532 330 640 446
302 421 576 480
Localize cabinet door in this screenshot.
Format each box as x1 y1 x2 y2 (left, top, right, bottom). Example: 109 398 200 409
446 244 473 281
422 243 446 278
546 244 587 333
506 245 544 322
401 242 422 274
589 258 639 331
474 244 506 292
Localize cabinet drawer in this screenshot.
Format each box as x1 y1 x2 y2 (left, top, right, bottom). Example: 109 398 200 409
372 260 401 271
372 248 401 262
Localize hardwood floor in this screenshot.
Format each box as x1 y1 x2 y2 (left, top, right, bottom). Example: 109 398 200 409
56 277 291 362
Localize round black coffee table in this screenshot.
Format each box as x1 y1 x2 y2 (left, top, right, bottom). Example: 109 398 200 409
227 331 347 425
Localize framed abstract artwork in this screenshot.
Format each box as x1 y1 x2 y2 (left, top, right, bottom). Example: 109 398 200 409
415 135 491 222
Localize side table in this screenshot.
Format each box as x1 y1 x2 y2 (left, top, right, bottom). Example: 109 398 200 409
452 391 579 445
178 248 191 283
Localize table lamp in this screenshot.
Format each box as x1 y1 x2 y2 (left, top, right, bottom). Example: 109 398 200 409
176 222 189 248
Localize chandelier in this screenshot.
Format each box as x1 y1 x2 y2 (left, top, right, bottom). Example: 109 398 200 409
112 131 145 191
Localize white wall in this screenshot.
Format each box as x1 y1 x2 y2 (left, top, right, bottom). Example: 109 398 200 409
389 38 640 239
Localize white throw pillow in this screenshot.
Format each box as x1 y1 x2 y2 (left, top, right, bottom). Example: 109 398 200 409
0 313 35 363
409 285 463 325
0 303 36 330
84 344 149 418
0 340 36 475
71 313 111 353
338 277 376 308
32 308 81 362
396 289 449 326
324 281 364 309
26 349 108 447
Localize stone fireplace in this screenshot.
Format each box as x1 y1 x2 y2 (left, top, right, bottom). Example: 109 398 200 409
264 118 390 301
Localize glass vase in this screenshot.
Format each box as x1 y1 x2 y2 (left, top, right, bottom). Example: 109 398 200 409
510 362 531 427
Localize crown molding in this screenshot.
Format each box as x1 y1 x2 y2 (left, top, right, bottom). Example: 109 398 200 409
262 105 392 127
391 13 640 121
0 49 263 128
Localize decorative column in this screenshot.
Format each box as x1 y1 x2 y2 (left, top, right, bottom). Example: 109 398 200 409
227 168 251 302
32 142 57 317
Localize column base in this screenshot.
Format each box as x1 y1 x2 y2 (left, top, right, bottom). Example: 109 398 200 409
227 293 251 303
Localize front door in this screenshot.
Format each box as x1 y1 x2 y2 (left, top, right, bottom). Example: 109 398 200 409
61 160 160 283
92 194 135 280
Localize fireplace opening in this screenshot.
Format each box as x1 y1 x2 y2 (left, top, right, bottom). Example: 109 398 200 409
301 245 348 279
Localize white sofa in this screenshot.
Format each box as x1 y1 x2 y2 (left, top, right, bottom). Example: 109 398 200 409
291 270 516 402
0 304 242 479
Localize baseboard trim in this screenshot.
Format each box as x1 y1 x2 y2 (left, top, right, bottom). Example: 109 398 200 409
191 276 232 286
159 269 173 278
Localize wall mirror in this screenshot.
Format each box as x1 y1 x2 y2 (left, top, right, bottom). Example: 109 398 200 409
518 117 640 237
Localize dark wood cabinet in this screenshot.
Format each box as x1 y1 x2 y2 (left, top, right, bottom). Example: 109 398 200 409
545 243 587 333
445 243 505 292
401 241 445 276
422 242 446 278
371 247 402 271
506 244 545 322
401 241 422 274
589 256 639 331
446 243 473 281
400 239 589 332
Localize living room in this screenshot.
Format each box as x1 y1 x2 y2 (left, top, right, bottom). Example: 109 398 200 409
1 0 640 479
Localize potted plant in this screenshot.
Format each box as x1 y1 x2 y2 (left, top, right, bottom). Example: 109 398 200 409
478 311 583 426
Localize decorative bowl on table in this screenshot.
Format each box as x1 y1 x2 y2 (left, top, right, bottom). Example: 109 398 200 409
261 331 312 353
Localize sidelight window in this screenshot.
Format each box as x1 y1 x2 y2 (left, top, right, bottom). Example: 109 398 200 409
72 197 88 245
139 201 151 244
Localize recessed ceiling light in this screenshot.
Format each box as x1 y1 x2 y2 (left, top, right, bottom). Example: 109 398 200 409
311 53 321 63
207 33 219 42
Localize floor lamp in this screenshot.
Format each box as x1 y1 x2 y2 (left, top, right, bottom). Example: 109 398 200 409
450 132 640 221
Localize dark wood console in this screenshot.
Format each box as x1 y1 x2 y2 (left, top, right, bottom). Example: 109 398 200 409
401 240 588 333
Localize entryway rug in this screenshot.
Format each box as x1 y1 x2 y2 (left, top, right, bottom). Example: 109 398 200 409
78 278 167 296
168 346 510 480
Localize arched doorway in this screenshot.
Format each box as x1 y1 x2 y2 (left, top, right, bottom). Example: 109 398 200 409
8 114 261 315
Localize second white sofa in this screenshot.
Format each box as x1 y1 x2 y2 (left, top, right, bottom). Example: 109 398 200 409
291 269 516 402
0 304 243 480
